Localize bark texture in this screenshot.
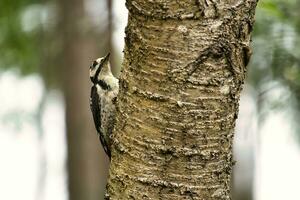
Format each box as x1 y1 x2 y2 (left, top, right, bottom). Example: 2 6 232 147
107 0 258 199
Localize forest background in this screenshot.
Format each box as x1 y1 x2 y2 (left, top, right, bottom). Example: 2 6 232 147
0 0 300 199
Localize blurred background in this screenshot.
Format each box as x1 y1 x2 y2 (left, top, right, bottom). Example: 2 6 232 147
0 0 299 200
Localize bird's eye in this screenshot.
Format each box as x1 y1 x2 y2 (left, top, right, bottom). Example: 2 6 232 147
92 61 98 67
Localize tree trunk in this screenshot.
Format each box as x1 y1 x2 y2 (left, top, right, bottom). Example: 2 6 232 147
107 0 258 199
58 0 109 199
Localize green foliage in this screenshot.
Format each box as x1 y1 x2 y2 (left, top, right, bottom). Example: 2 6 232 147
0 0 42 75
2 0 300 135
249 0 300 89
259 0 285 19
249 0 300 136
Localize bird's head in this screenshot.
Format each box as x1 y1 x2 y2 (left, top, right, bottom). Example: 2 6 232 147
89 53 110 84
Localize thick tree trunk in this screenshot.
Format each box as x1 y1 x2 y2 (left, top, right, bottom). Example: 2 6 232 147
107 0 258 199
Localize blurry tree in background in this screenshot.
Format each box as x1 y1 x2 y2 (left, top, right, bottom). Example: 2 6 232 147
57 0 110 199
0 0 113 199
1 0 300 199
233 1 300 200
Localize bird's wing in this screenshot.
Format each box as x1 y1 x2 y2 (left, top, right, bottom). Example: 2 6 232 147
90 85 111 158
90 85 101 133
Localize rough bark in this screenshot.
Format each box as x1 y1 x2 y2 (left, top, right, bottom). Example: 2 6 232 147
107 0 258 199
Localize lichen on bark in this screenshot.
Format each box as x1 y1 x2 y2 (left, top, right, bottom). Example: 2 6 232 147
107 0 258 199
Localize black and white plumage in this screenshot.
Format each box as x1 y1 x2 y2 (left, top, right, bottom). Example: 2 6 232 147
89 53 119 159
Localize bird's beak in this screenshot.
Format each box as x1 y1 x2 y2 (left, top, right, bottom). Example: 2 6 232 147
103 53 110 62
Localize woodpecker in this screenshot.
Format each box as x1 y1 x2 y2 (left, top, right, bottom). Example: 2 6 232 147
89 53 119 159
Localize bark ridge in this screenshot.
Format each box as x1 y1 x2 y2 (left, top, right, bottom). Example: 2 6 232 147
107 0 258 199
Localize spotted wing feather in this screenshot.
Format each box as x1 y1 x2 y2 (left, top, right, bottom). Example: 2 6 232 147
90 85 111 158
